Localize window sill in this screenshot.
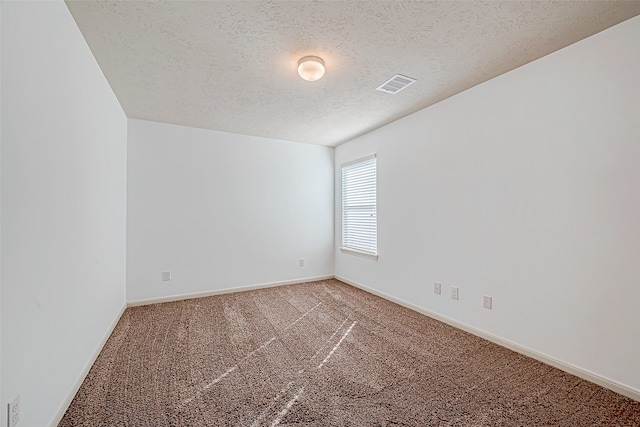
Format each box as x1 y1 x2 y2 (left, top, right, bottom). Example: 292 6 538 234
340 247 378 261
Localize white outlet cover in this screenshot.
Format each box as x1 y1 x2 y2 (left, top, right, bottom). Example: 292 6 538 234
483 296 493 309
299 258 305 266
451 286 459 300
434 282 441 295
8 394 20 427
162 271 171 281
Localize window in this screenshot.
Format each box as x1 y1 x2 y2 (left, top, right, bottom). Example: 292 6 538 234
341 154 377 260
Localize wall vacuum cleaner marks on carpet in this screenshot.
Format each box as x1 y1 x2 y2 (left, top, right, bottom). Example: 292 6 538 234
249 381 296 427
250 316 355 427
269 387 305 427
180 301 323 407
283 302 322 331
179 299 355 425
318 320 357 369
309 318 348 362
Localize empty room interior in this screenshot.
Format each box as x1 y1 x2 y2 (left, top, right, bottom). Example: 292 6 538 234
1 1 640 426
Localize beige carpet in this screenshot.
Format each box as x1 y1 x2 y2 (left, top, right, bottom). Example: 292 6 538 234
59 279 640 426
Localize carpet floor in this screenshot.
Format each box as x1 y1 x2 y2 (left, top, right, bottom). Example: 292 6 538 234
59 279 640 426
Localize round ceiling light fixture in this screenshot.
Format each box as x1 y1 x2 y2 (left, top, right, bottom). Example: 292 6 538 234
297 56 325 82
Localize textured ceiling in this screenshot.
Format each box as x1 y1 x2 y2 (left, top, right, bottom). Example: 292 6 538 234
66 1 640 146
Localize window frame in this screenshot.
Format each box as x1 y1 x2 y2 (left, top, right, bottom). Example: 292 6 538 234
340 154 378 261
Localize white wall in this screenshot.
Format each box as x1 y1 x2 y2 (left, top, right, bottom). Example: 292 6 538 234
1 2 127 426
335 16 640 394
0 1 3 417
127 119 334 303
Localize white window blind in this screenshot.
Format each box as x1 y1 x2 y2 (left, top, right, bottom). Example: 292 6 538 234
342 155 377 257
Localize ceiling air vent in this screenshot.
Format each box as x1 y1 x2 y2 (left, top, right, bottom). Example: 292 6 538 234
376 74 416 94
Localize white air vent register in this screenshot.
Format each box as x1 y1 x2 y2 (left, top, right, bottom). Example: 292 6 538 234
376 74 416 94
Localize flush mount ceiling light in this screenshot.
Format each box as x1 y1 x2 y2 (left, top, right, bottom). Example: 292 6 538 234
297 56 325 82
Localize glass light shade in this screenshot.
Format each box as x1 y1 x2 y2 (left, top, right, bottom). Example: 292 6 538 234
298 56 325 82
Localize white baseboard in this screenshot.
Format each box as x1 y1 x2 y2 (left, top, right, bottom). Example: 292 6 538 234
49 302 127 427
126 275 335 307
335 275 640 403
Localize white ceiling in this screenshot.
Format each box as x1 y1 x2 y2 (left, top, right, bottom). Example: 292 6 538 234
66 1 640 147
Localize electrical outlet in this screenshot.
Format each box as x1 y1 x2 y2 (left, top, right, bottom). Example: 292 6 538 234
451 286 459 300
299 258 304 267
162 271 171 281
483 296 492 309
433 282 441 295
8 394 20 427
